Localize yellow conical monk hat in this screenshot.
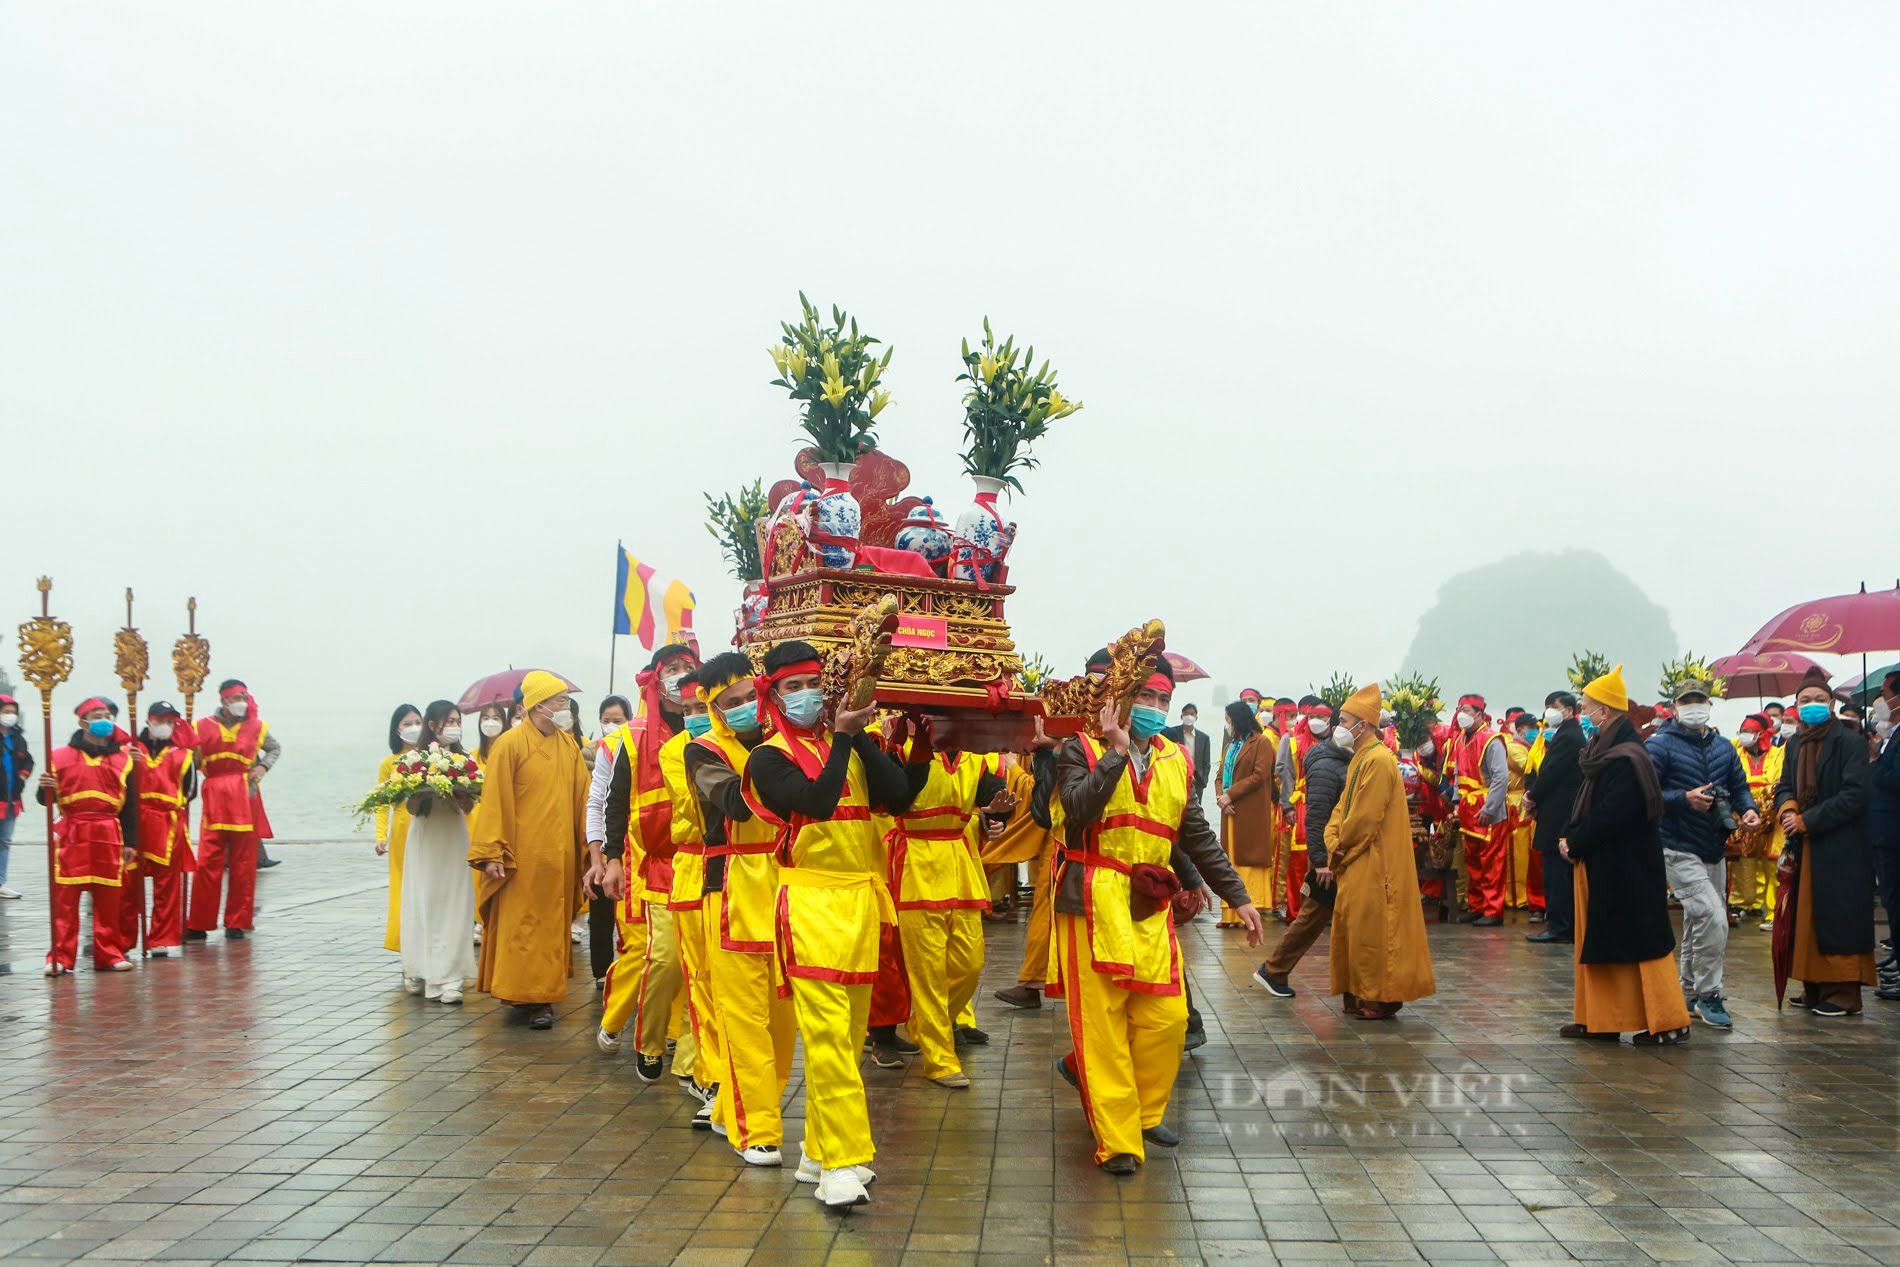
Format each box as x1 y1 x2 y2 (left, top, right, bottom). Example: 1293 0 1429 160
1341 682 1382 727
1582 664 1629 712
519 669 572 713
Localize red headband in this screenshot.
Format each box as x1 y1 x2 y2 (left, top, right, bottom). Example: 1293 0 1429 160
1144 673 1172 695
1298 702 1327 716
1741 714 1769 733
75 696 111 718
762 660 823 688
220 684 248 699
1457 693 1485 710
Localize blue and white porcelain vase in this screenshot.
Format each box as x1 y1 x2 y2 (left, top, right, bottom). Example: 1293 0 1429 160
894 497 953 574
811 461 861 569
951 475 1009 582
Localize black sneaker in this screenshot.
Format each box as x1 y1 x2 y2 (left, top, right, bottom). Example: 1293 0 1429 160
954 1025 989 1047
1182 1027 1207 1053
1471 915 1503 927
869 1041 906 1069
1141 1124 1179 1147
224 928 248 940
1100 1153 1139 1175
1055 1054 1079 1091
1809 1001 1852 1018
185 930 208 942
634 1054 663 1081
1252 966 1295 998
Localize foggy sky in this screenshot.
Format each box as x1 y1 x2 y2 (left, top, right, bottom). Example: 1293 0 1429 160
4 2 1896 726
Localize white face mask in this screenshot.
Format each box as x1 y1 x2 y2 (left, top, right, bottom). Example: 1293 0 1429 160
1544 707 1565 728
0 712 16 729
480 717 504 738
399 723 423 745
1331 725 1357 751
1873 698 1893 726
1418 738 1434 758
1456 711 1476 731
1307 717 1330 737
1736 730 1758 749
549 709 574 731
226 699 250 719
1778 721 1797 739
440 726 463 745
1674 704 1712 730
149 723 174 742
662 672 690 703
1181 717 1195 730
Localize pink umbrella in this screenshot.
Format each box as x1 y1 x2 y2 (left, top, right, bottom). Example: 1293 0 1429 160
1707 651 1824 701
1738 582 1900 657
1163 652 1209 684
457 668 581 714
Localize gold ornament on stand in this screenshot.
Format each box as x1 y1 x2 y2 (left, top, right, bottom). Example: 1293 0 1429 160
1038 618 1167 736
822 593 901 713
172 597 211 724
116 588 150 735
17 577 74 945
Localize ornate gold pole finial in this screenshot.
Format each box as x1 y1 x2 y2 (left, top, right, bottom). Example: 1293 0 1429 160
116 587 150 737
172 596 210 725
18 577 74 948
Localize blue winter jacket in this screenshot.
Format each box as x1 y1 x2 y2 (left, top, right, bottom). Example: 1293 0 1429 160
1644 721 1757 863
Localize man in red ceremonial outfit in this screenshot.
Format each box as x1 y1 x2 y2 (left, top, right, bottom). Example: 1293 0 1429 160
188 680 277 940
1271 695 1330 921
1451 693 1510 926
122 701 197 956
38 695 139 975
1052 658 1262 1174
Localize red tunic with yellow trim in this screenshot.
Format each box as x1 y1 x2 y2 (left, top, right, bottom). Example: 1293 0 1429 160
51 745 135 886
135 742 195 871
888 752 990 911
195 716 267 833
1453 722 1503 840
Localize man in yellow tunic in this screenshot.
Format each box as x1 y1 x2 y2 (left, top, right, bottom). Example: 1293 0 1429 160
1326 684 1436 1019
744 640 918 1209
988 731 1060 1010
468 670 590 1029
1729 713 1784 924
1052 658 1262 1174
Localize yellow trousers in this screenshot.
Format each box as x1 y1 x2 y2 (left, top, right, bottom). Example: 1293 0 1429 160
1016 833 1058 987
792 973 875 1170
1221 865 1272 923
1730 857 1778 918
897 907 983 1079
675 902 724 1091
1055 911 1187 1166
706 894 795 1148
1507 820 1536 908
382 832 405 953
601 899 687 1064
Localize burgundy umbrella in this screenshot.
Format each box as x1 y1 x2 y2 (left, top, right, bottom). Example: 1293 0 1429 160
1772 854 1797 1010
1738 582 1900 657
1163 652 1209 684
457 668 581 714
1707 651 1824 701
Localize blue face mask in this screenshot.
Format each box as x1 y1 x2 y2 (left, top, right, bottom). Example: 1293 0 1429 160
683 713 712 738
722 700 760 733
86 718 115 738
781 688 825 730
1578 716 1599 738
1797 702 1832 726
1130 705 1168 741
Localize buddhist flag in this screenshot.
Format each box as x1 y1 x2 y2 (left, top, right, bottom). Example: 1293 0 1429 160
613 546 656 648
662 579 697 649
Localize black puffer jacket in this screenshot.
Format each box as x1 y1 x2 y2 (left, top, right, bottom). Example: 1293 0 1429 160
1302 739 1352 870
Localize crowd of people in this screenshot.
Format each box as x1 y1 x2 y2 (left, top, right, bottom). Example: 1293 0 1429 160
18 646 1897 1206
6 680 281 973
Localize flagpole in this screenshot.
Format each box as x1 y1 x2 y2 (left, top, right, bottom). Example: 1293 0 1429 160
609 540 621 696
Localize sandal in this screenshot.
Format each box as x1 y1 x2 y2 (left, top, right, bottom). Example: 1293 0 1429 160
1559 1023 1618 1041
1631 1027 1690 1046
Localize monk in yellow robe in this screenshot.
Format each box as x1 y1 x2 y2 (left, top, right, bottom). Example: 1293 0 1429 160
469 670 590 1029
1326 683 1436 1019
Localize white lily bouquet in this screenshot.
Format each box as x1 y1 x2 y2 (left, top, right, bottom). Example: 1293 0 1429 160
356 744 484 819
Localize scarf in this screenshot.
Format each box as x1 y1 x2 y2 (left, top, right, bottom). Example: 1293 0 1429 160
1794 717 1836 810
1571 713 1663 826
1221 738 1241 791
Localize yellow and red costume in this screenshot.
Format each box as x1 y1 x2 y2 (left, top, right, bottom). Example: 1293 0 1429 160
121 715 196 952
1502 731 1543 912
188 685 271 934
1730 717 1785 918
1278 703 1329 920
46 700 138 971
1452 694 1509 919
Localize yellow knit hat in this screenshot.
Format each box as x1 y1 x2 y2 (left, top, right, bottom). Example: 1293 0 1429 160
519 669 572 714
1341 682 1382 727
1582 664 1629 712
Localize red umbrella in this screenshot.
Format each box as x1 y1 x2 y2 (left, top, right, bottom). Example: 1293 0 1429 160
457 668 581 714
1737 582 1900 657
1163 652 1209 684
1772 855 1797 1010
1707 651 1824 701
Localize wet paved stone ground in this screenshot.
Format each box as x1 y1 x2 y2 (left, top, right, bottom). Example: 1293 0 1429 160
1 845 1896 1266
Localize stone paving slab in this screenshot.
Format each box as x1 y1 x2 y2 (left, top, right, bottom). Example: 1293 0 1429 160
1 845 1896 1265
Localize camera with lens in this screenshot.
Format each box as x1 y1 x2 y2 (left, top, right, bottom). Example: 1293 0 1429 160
1709 786 1738 834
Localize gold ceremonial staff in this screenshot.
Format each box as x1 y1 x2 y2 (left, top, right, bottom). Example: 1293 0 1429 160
17 578 74 947
115 589 151 955
173 597 210 724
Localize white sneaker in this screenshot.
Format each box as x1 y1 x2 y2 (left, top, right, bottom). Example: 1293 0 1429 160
691 1102 714 1131
796 1144 875 1186
403 976 424 996
0 885 22 899
710 1120 728 1138
931 1071 971 1089
738 1144 782 1166
595 1028 621 1054
439 987 463 1005
813 1166 870 1209
472 923 482 944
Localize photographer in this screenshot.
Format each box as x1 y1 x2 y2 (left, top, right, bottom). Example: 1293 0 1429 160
1646 682 1759 1029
